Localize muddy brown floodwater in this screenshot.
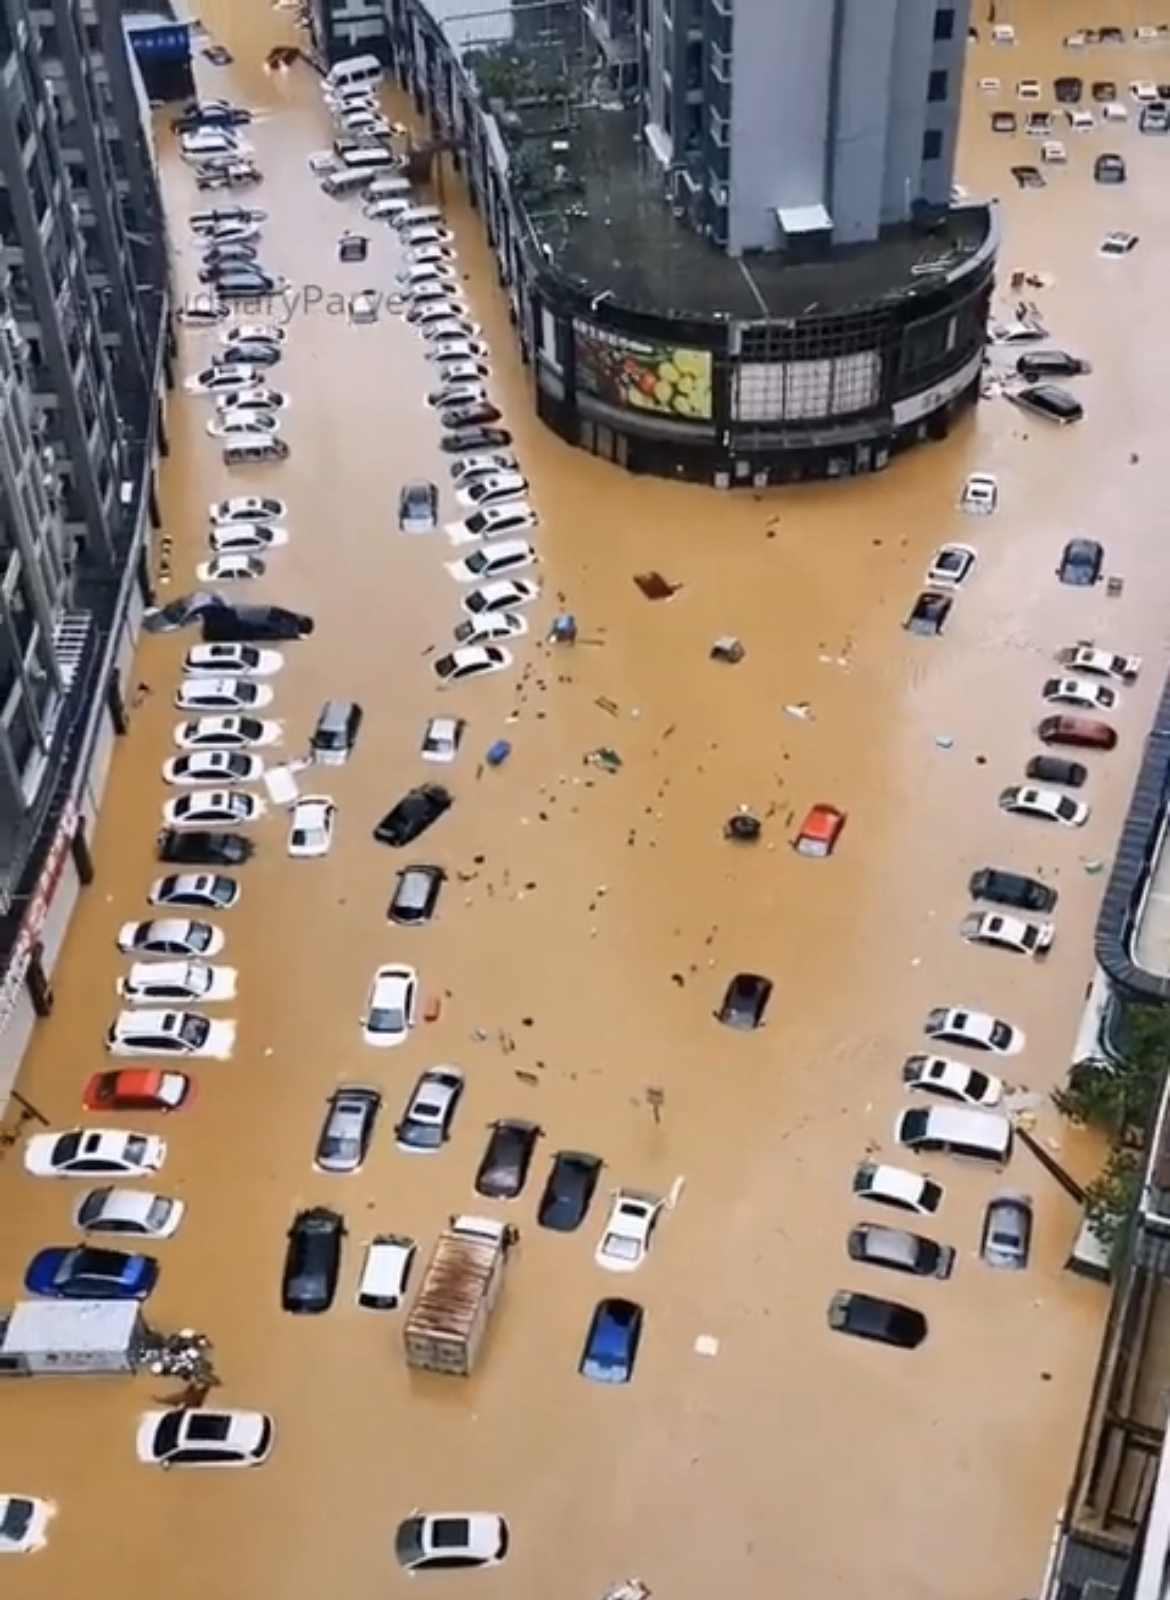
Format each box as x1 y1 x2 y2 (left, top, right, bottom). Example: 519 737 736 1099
1 0 1169 1595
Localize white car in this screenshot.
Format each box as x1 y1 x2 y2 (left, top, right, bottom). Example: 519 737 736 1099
183 644 283 678
1099 231 1139 258
902 1053 1005 1106
432 358 489 388
959 472 998 513
199 220 261 247
180 127 248 160
462 579 540 616
175 678 275 712
205 412 281 440
595 1188 664 1272
173 715 280 751
925 542 976 589
1042 676 1117 712
923 1006 1025 1055
427 333 489 360
162 791 262 828
362 964 417 1047
399 261 458 290
852 1161 942 1216
428 381 487 411
446 501 538 546
1131 80 1159 102
988 319 1045 346
106 1009 235 1059
75 1186 186 1239
219 324 285 347
117 920 225 959
408 244 456 267
449 452 516 485
24 1128 166 1179
447 541 537 585
418 313 482 340
959 911 1055 956
452 610 528 646
432 645 514 684
177 300 227 328
348 291 380 325
0 1495 53 1553
288 795 336 858
136 1408 274 1469
1055 645 1140 683
363 197 411 222
195 554 266 583
356 1234 416 1309
162 751 265 786
185 364 263 395
407 287 466 315
209 494 286 523
394 1512 509 1573
998 784 1089 826
148 873 241 913
118 960 236 1005
208 522 288 554
456 472 529 510
420 715 464 763
215 387 288 416
400 225 455 249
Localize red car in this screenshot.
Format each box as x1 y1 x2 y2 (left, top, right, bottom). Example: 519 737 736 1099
794 803 847 858
1037 715 1117 751
82 1068 195 1113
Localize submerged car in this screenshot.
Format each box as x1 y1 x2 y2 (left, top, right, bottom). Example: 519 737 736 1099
902 1053 1004 1106
462 579 539 616
420 717 464 763
388 864 445 926
537 1150 603 1231
1016 350 1091 381
716 972 772 1030
959 911 1054 956
1041 676 1117 712
923 1006 1024 1055
595 1189 664 1273
1009 383 1083 424
313 1086 381 1174
395 1067 464 1151
136 1408 274 1468
904 591 952 636
362 964 417 1047
1038 714 1117 750
82 1068 195 1112
25 1244 159 1300
199 604 314 643
981 1192 1034 1269
440 426 513 455
473 1119 543 1199
374 784 451 846
116 919 224 959
398 479 438 534
1025 754 1088 787
579 1297 644 1383
846 1224 955 1280
394 1513 509 1573
162 752 264 786
24 1128 166 1179
74 1185 185 1238
281 1206 344 1313
148 873 241 912
1057 538 1103 585
1055 644 1140 682
827 1290 927 1349
852 1161 943 1216
156 828 253 867
925 543 977 588
432 644 514 683
968 867 1057 912
998 784 1089 826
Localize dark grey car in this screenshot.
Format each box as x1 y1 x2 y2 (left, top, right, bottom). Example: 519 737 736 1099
314 1086 381 1174
980 1191 1033 1269
846 1223 955 1280
388 864 445 926
827 1290 928 1349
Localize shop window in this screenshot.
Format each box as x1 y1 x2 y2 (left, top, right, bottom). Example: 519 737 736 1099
922 128 943 161
928 69 948 103
831 352 881 414
5 696 38 780
933 7 955 41
539 307 560 370
784 359 833 420
734 362 785 423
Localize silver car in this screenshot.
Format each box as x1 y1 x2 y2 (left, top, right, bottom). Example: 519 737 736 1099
394 1068 464 1152
313 1086 381 1174
980 1192 1033 1269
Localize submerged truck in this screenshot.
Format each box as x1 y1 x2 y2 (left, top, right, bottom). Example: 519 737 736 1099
0 1300 148 1376
402 1214 516 1376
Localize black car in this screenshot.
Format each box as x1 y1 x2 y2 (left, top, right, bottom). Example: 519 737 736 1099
537 1150 603 1231
826 1289 928 1349
474 1119 544 1200
374 784 452 847
1057 538 1103 586
1139 102 1170 135
716 971 773 1030
172 101 252 132
439 427 513 455
903 591 951 637
200 604 315 642
1011 384 1083 424
968 867 1057 913
142 591 227 633
281 1207 344 1314
1053 76 1082 104
437 401 502 432
1093 152 1126 184
1025 754 1088 788
388 864 445 926
156 828 254 867
1015 351 1091 382
398 479 438 534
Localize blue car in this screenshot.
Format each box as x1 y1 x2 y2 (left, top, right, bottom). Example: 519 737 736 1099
578 1297 643 1384
25 1245 159 1300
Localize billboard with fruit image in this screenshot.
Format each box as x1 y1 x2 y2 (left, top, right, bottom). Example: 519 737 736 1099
573 321 713 421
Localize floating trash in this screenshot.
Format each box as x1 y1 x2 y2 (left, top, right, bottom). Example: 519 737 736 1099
585 747 622 774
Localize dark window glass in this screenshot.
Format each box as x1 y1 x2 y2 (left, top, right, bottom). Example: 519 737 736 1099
933 7 955 41
684 38 702 90
26 157 49 219
922 129 943 161
5 698 37 776
0 185 15 239
15 104 32 149
36 20 60 57
6 570 36 657
928 69 948 102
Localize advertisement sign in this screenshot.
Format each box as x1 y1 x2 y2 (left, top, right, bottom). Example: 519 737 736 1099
0 802 77 1030
573 321 713 421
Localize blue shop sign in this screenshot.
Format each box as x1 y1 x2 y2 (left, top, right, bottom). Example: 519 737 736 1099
130 24 191 61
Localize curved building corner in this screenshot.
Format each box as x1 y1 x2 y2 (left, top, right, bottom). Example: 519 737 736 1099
315 0 997 487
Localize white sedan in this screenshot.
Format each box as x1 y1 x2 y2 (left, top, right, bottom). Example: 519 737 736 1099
1055 645 1140 683
148 873 241 912
462 579 539 617
185 364 263 395
214 386 288 414
205 413 281 440
220 324 286 348
106 1009 235 1060
175 678 274 713
432 645 513 684
447 540 537 585
901 1053 1004 1107
118 960 236 1004
362 964 417 1047
998 784 1089 827
183 644 283 677
452 610 528 646
427 336 490 363
0 1495 53 1553
173 715 280 751
923 1006 1026 1055
288 795 336 858
162 751 265 785
456 472 529 511
195 554 266 583
136 1408 274 1469
117 920 225 959
74 1185 186 1238
446 501 539 547
24 1128 166 1179
208 523 289 555
420 715 464 763
408 243 457 267
209 495 286 524
1041 676 1117 712
959 911 1054 956
163 791 261 828
449 452 516 486
925 542 977 589
431 358 489 387
959 471 998 514
595 1189 664 1272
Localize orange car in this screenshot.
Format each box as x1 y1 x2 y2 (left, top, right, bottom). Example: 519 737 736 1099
795 803 847 858
82 1068 195 1114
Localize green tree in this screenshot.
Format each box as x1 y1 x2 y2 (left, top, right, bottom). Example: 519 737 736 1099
1083 1146 1143 1252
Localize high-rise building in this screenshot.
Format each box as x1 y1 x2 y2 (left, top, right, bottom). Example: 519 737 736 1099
0 0 170 1084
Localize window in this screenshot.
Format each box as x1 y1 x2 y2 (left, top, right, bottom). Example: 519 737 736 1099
784 359 833 419
831 352 881 414
933 7 955 41
5 698 38 779
5 565 36 658
685 38 703 90
922 129 943 161
928 69 949 102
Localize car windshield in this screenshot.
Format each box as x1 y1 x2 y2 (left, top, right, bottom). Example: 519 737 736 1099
182 924 212 953
1056 796 1080 821
434 656 458 680
146 1197 173 1230
989 1021 1013 1050
404 1116 444 1148
0 1498 32 1539
603 1231 640 1260
209 878 235 905
178 1015 211 1048
369 1005 403 1032
53 1132 83 1163
464 549 494 575
124 1135 149 1162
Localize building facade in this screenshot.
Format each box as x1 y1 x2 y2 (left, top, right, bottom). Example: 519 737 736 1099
120 2 195 103
0 0 171 1099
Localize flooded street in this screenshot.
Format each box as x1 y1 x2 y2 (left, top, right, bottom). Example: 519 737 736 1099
3 1 1170 1594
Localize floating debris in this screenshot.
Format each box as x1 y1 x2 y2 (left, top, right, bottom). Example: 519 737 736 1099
585 747 622 773
710 635 745 664
634 571 681 601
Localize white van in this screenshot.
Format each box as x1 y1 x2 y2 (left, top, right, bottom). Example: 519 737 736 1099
323 54 382 93
338 147 398 173
357 1233 416 1309
895 1105 1012 1165
365 173 412 201
394 205 445 232
320 168 374 199
223 437 289 466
